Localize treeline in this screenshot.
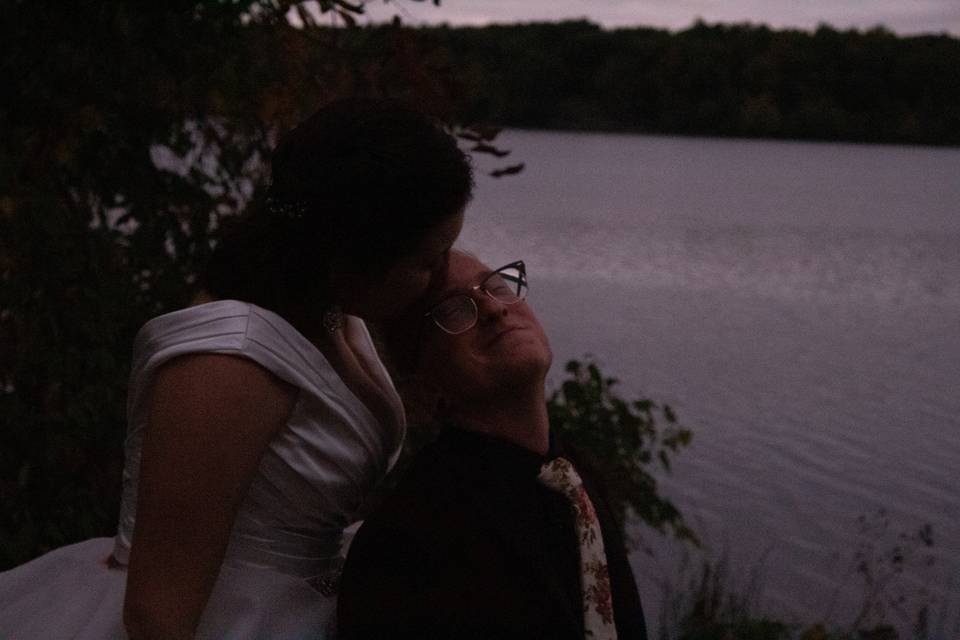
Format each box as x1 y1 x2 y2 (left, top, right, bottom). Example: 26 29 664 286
413 20 960 145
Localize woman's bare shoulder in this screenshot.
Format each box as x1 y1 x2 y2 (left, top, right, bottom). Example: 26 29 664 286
152 352 296 418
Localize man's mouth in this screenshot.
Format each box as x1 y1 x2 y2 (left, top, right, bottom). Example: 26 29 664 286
485 325 524 347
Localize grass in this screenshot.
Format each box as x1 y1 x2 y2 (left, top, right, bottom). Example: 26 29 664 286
651 510 959 640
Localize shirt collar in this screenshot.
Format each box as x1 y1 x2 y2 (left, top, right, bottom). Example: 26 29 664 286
439 425 556 478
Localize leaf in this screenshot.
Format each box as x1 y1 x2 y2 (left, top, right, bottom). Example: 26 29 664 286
489 162 524 178
659 450 671 471
334 0 365 12
470 142 510 158
471 124 502 141
337 9 357 28
664 404 676 423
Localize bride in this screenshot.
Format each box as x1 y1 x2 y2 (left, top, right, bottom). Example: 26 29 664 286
0 98 473 639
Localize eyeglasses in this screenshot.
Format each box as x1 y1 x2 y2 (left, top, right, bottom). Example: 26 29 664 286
425 260 528 335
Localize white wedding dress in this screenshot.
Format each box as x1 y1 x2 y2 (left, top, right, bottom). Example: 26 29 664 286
0 300 405 639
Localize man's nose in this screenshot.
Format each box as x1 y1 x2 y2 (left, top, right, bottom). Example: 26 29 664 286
475 291 508 325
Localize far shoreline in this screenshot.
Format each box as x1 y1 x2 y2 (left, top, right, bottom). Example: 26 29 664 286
492 124 960 151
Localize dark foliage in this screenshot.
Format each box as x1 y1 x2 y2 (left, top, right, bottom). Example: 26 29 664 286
548 360 697 547
426 20 960 146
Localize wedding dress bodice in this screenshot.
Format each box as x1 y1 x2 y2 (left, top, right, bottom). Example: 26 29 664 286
113 300 405 579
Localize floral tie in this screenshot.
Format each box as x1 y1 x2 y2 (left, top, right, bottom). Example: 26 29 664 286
538 457 618 639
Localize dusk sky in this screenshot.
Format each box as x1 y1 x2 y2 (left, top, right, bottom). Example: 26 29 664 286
359 0 960 36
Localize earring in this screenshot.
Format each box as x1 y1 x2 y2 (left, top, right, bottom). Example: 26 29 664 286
322 306 344 333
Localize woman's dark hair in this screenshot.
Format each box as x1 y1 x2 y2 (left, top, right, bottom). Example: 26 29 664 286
202 98 473 312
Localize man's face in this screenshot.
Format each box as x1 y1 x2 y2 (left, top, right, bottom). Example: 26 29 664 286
418 252 553 407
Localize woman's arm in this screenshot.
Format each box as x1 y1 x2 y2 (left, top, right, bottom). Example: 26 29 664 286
123 353 296 640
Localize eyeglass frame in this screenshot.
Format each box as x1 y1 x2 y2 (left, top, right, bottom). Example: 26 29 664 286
423 260 528 335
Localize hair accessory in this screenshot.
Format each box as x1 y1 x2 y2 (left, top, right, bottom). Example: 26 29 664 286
266 195 307 221
322 307 344 333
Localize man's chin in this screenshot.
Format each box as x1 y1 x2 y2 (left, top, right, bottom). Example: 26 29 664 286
492 353 551 388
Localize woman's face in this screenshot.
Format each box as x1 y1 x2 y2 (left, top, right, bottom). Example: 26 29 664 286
335 210 465 321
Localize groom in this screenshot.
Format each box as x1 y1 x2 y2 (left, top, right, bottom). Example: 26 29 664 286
336 252 647 639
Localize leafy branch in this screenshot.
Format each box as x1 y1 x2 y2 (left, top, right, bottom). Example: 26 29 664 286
547 359 698 548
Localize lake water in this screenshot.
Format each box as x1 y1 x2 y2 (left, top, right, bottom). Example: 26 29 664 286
457 130 960 633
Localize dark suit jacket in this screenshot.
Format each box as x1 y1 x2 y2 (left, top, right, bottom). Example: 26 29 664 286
337 428 647 639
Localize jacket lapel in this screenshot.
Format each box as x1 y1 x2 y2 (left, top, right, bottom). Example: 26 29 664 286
441 442 582 631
